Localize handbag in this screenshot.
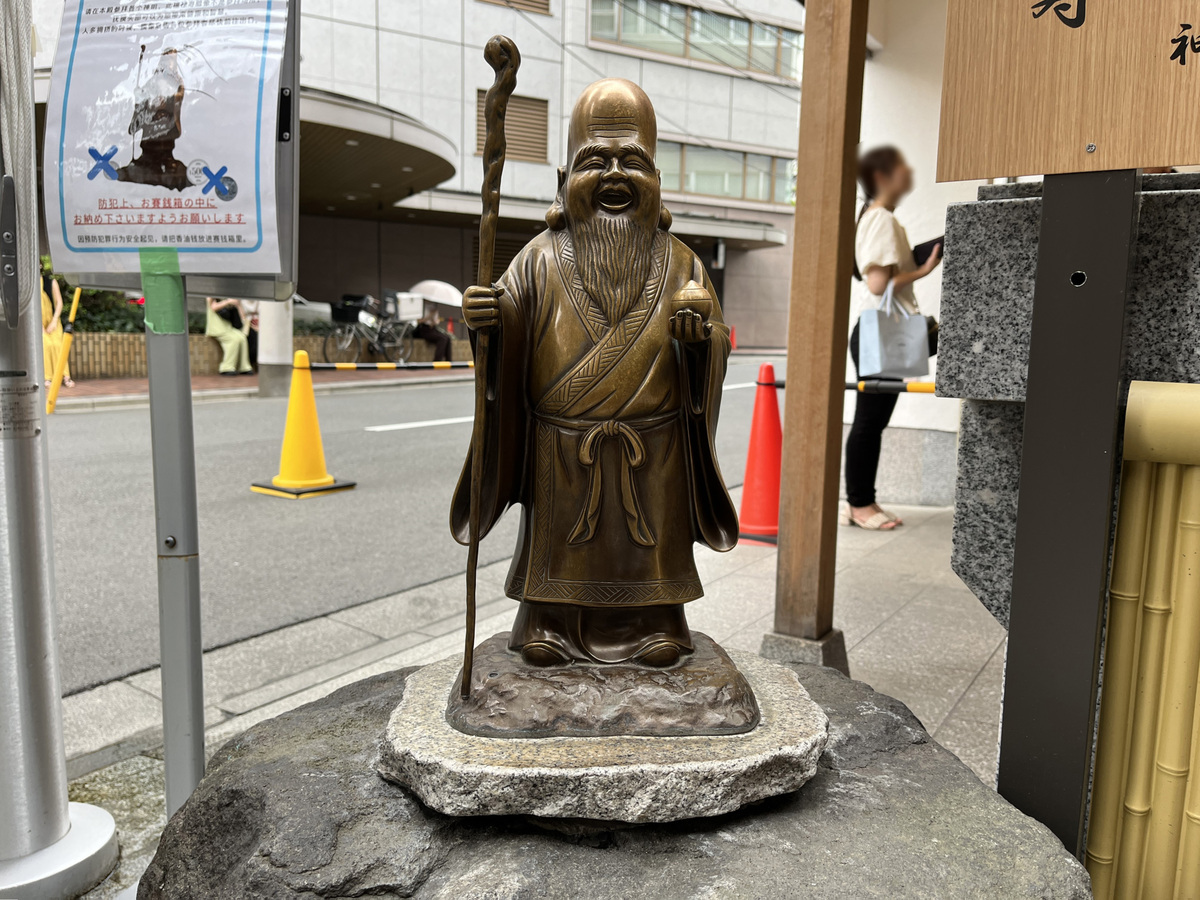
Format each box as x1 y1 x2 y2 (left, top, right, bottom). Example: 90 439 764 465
217 303 243 329
857 281 930 380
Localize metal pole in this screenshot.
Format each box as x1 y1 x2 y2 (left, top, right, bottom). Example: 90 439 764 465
0 1 117 891
141 250 205 816
0 249 69 863
998 170 1140 855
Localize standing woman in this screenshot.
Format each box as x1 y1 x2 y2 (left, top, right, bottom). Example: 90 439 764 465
844 147 941 531
41 265 74 388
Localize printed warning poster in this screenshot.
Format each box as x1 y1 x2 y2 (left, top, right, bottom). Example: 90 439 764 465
44 0 288 275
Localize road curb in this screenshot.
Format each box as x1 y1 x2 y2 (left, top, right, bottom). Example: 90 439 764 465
52 374 476 412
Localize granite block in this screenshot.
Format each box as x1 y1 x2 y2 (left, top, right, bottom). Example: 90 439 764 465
940 185 1200 403
936 198 1040 403
380 651 827 823
951 401 1024 628
941 177 1200 630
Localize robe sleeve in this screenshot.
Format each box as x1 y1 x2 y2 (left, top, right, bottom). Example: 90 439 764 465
449 247 534 545
681 260 740 553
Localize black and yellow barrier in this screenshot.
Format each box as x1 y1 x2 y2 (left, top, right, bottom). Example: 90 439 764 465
308 361 474 371
758 378 936 395
848 380 936 395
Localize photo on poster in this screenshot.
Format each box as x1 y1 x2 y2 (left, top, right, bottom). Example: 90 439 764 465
44 0 288 275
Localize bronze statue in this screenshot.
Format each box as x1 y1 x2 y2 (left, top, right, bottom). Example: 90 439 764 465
119 47 190 190
455 67 738 673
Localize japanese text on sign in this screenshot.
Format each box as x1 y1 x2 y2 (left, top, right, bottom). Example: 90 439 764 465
44 0 289 275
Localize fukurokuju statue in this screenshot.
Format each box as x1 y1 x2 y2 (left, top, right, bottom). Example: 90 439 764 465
455 77 738 670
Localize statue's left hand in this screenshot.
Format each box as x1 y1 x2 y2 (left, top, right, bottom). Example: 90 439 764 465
670 309 711 344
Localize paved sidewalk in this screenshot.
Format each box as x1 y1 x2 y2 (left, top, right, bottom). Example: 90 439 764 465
70 502 1006 898
51 367 473 411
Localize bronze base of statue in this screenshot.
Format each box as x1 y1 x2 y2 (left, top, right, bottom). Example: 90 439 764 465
446 631 760 739
508 600 693 668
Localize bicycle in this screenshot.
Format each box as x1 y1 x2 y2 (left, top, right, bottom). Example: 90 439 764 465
324 294 416 364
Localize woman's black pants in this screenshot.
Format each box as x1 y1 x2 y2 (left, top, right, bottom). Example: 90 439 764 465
845 320 898 508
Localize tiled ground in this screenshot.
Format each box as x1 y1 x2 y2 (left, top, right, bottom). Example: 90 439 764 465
71 503 1008 898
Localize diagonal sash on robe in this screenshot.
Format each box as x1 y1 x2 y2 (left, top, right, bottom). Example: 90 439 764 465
538 230 670 419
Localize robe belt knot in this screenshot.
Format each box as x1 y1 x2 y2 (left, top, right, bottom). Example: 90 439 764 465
540 413 677 549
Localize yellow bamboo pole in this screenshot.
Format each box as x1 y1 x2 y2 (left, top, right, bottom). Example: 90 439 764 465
45 286 80 415
1116 463 1183 898
1142 467 1200 898
1087 460 1155 899
1175 658 1200 900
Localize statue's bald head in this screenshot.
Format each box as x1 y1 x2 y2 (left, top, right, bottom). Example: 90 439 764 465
566 78 657 163
549 78 668 238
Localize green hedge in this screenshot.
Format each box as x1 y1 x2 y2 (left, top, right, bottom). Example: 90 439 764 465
40 256 331 335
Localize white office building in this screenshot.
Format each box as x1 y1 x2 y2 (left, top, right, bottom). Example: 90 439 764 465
31 0 804 347
31 0 976 502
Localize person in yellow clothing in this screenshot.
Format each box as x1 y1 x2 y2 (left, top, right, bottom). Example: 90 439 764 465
205 297 253 375
41 271 74 388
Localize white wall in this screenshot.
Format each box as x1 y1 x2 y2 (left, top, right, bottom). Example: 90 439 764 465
848 0 982 433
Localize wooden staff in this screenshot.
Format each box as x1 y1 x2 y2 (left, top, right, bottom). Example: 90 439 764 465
463 35 520 700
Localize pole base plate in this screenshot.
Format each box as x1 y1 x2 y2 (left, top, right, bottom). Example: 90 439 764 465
0 803 119 900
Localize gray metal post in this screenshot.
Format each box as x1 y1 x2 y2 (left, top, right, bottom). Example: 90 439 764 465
0 264 69 862
142 259 206 817
0 4 118 892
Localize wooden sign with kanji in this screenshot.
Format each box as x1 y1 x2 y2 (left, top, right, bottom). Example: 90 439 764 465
938 1 1200 181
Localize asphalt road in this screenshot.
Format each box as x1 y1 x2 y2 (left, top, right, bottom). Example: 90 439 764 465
47 356 776 694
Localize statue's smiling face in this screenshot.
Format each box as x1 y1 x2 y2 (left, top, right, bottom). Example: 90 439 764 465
564 136 661 232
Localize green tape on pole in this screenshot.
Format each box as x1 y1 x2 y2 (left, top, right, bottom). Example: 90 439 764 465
139 248 186 335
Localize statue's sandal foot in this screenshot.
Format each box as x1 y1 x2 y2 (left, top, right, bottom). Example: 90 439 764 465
520 640 574 667
630 640 685 668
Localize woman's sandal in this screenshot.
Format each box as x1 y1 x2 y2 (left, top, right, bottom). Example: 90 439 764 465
841 503 897 531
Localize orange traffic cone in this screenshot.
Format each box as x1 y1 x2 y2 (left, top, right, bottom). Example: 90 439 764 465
730 325 738 351
739 363 782 545
251 351 356 499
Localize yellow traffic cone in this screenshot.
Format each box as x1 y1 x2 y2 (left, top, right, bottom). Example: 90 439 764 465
251 350 356 499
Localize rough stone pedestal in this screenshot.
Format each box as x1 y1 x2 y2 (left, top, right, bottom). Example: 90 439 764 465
137 661 1090 899
382 648 824 822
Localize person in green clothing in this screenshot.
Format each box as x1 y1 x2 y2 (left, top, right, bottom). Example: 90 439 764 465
205 297 253 375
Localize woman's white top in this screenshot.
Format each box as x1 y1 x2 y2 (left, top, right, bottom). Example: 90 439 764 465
855 206 920 315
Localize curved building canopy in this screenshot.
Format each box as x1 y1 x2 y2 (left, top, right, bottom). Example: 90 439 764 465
299 89 456 220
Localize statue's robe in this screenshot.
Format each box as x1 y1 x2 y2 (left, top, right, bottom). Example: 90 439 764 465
451 227 738 612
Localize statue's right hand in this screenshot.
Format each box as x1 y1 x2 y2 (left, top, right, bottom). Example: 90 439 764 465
463 285 502 332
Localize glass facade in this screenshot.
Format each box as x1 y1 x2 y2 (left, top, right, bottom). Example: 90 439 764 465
591 0 802 80
657 140 794 205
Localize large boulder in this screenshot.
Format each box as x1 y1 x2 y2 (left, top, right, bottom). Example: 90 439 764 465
138 662 1091 899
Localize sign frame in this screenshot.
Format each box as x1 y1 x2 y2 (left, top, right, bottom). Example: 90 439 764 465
51 0 299 301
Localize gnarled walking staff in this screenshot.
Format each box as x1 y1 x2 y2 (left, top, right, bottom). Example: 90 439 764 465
462 35 520 699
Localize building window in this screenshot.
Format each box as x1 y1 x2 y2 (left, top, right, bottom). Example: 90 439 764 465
659 140 795 205
590 0 802 80
479 0 550 14
476 92 549 164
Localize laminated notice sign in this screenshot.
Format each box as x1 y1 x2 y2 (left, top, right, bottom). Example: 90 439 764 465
44 0 288 275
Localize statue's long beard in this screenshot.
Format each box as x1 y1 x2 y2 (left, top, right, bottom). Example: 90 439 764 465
569 213 655 325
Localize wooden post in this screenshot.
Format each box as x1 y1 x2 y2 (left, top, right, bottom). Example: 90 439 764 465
763 0 868 674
